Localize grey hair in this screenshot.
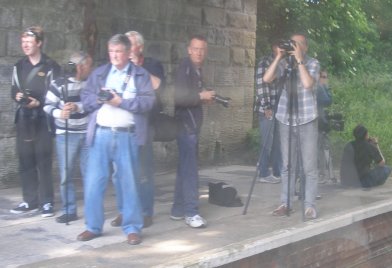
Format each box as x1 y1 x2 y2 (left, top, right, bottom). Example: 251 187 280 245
108 34 131 51
124 31 144 46
69 51 89 65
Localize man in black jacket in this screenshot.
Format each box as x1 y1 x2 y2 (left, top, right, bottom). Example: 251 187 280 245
10 26 60 217
170 35 215 228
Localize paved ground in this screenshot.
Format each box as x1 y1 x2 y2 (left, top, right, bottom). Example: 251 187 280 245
1 165 392 268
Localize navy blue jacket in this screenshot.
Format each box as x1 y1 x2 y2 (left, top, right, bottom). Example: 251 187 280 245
81 61 155 146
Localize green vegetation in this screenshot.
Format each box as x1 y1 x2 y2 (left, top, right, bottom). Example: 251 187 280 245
252 0 392 163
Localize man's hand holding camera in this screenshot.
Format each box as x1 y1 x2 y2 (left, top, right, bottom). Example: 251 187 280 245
16 91 40 109
199 89 215 104
98 88 122 107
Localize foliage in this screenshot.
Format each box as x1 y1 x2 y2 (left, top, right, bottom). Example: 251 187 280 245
257 0 379 74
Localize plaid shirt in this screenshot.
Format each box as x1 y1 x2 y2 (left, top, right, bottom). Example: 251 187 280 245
255 53 280 114
275 55 320 126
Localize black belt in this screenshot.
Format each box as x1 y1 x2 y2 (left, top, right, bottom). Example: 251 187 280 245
97 125 135 133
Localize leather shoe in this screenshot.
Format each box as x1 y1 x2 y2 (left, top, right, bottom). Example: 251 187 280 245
111 214 122 227
127 233 142 245
77 230 101 241
143 216 153 228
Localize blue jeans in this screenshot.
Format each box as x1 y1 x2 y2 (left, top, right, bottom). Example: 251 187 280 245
84 127 142 235
171 130 199 217
279 120 318 209
55 133 88 215
258 113 282 177
113 130 155 217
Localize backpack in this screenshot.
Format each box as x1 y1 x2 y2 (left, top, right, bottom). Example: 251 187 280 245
208 182 243 207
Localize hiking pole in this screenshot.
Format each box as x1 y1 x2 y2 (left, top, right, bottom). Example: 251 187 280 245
61 76 70 225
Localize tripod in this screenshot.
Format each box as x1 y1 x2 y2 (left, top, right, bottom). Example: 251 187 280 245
318 131 336 183
243 56 310 221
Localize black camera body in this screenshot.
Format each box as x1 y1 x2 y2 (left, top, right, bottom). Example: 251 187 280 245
98 89 114 102
18 90 32 105
278 39 296 52
214 94 231 108
63 61 77 77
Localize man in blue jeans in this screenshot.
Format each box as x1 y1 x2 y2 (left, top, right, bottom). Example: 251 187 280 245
44 51 93 223
263 33 320 220
110 31 165 229
255 40 283 184
78 34 155 245
170 35 215 228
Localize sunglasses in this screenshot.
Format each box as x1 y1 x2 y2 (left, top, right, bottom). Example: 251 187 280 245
23 29 42 41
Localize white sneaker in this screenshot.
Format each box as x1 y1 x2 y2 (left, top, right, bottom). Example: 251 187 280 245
185 215 207 228
259 175 281 184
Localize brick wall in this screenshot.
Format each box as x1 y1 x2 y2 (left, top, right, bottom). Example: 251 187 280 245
220 212 392 268
0 0 257 188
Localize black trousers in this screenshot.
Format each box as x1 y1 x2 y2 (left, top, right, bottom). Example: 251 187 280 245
16 117 54 208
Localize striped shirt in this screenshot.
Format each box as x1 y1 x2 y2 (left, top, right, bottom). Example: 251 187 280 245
275 55 320 126
44 77 88 134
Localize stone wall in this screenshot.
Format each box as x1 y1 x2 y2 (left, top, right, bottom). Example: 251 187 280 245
0 0 257 188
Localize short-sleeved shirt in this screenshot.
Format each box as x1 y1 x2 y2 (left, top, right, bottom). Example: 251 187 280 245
275 55 320 126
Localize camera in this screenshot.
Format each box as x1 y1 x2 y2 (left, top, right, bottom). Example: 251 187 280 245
319 112 344 132
214 94 231 108
278 39 296 52
63 61 77 77
18 90 32 105
98 89 114 102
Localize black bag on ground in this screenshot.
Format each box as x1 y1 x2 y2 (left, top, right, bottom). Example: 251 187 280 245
152 112 178 142
208 182 243 207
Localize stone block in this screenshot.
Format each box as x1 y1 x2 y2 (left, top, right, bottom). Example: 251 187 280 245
145 41 171 63
202 7 226 27
231 48 245 65
0 32 7 57
244 0 258 15
227 12 249 29
214 66 239 87
207 46 230 64
7 31 23 57
0 7 21 28
225 0 243 11
203 0 225 8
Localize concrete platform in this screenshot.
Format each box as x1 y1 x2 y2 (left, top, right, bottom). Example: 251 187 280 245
1 165 392 268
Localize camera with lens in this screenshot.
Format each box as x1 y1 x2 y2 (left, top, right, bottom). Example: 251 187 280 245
320 112 344 132
98 88 114 102
63 61 77 77
214 94 231 108
18 89 32 106
278 39 296 52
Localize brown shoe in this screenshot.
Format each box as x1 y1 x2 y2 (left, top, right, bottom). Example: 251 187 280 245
143 216 153 228
127 233 142 245
77 230 101 241
272 204 291 216
111 214 122 227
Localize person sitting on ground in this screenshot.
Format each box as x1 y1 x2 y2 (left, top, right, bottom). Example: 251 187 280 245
351 124 391 189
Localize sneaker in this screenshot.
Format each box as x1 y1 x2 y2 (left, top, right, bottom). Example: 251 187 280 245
305 207 317 219
10 202 39 214
41 203 54 218
272 204 291 216
170 215 184 221
185 215 207 228
56 213 78 223
259 175 281 184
